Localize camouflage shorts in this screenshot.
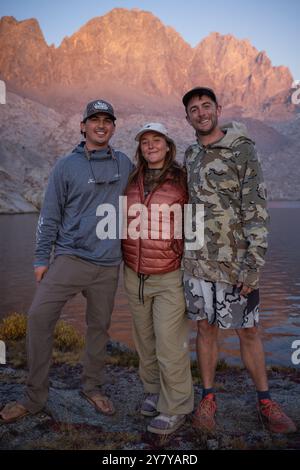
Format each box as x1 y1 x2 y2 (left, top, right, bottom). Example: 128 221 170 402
183 273 259 329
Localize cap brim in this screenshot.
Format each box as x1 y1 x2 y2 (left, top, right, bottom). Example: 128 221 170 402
135 130 174 145
82 111 116 123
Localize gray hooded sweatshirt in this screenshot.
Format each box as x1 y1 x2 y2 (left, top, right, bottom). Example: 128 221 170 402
35 142 134 267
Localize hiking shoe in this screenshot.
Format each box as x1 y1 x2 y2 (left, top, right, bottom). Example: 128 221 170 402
147 413 186 435
141 393 159 417
192 393 217 432
258 399 297 434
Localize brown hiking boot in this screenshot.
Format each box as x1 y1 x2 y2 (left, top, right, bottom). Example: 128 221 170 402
258 399 297 434
192 393 217 432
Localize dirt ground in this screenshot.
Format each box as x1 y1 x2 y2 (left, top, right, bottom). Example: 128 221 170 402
1 348 300 451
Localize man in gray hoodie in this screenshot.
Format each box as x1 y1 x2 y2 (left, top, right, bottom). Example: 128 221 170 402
0 100 134 422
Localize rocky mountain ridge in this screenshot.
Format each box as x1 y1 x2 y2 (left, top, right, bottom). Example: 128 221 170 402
0 91 299 213
0 8 299 211
0 8 296 120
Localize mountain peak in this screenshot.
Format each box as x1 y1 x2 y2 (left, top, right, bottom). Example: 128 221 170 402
0 16 18 25
0 15 47 46
0 8 296 119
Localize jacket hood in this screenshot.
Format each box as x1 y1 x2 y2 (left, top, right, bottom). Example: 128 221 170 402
212 121 255 149
72 141 113 159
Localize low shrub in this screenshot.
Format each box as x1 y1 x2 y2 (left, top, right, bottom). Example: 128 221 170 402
0 313 27 340
54 321 84 352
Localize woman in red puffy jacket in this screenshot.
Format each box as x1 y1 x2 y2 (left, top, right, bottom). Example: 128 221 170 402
122 122 194 436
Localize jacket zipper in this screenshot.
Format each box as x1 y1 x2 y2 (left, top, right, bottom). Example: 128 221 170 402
136 173 165 274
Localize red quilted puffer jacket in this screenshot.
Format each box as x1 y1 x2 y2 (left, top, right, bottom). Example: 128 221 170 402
122 169 188 275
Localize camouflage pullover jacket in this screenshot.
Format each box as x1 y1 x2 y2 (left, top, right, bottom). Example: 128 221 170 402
184 122 269 289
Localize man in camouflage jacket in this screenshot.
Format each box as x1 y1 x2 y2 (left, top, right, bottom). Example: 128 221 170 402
182 86 296 434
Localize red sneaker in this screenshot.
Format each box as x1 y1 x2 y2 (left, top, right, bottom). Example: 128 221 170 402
258 399 297 434
192 393 217 432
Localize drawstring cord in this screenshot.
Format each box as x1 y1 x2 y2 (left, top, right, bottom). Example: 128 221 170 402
138 273 149 304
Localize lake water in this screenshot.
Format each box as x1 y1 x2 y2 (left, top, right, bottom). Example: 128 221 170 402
0 203 300 367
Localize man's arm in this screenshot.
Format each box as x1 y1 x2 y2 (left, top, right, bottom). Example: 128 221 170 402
236 142 269 290
34 160 67 280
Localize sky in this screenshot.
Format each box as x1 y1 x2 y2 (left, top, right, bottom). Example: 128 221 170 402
0 0 299 79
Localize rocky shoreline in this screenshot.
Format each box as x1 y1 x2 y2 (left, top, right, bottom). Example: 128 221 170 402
0 341 300 451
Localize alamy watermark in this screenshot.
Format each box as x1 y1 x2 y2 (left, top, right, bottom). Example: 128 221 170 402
291 340 300 365
93 197 204 251
0 79 6 105
0 340 6 365
291 80 300 105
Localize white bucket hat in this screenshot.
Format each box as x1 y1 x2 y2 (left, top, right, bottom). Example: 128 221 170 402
135 122 175 145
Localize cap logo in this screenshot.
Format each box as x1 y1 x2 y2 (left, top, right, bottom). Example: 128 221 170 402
93 101 109 111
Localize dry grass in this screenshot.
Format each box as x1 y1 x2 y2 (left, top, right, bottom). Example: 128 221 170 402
0 313 85 367
0 313 27 340
27 423 140 450
106 348 139 368
4 338 27 368
0 313 140 368
54 320 84 352
0 313 84 350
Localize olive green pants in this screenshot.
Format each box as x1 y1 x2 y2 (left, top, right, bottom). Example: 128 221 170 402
124 265 194 415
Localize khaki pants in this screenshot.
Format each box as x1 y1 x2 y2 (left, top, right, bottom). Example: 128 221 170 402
21 255 119 413
124 266 194 415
